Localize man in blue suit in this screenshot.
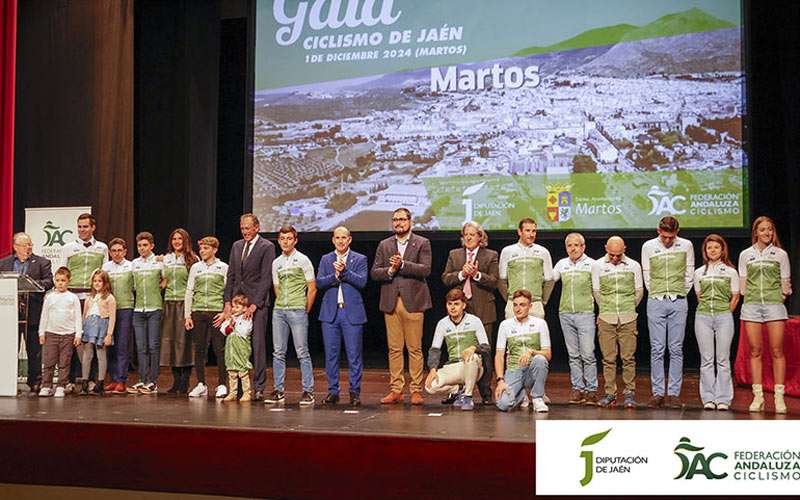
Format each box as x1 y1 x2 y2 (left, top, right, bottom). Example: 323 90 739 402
316 226 368 407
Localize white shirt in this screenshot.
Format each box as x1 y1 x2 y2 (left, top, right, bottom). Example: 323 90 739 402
335 250 349 304
39 290 83 337
242 235 260 262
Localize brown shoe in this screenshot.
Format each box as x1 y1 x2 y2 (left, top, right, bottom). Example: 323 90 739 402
410 392 424 405
568 389 585 404
647 395 664 408
583 392 600 406
381 391 404 404
664 395 684 409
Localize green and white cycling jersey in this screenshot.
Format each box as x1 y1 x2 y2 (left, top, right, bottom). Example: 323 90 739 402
553 254 595 314
162 253 189 302
103 259 134 309
431 313 489 364
591 255 643 317
739 244 791 305
132 254 164 312
184 258 228 317
62 239 109 294
499 242 553 300
272 250 315 310
497 315 550 372
694 262 739 316
641 236 694 300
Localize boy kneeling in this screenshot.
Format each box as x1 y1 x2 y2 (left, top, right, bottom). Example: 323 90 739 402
425 289 490 411
495 289 551 413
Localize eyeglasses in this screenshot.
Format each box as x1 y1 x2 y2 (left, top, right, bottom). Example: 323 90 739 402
392 217 409 222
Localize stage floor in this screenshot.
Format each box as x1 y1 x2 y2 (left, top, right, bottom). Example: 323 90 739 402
1 368 796 445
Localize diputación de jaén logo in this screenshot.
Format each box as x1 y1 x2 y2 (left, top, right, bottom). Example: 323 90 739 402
580 428 611 486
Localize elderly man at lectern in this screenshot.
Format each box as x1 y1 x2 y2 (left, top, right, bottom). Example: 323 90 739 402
0 232 53 394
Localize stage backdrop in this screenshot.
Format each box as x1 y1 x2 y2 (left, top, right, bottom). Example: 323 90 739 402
254 0 746 232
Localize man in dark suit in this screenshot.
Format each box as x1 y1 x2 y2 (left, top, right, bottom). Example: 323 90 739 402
0 232 53 394
441 221 499 404
316 226 368 407
370 208 432 405
224 213 275 401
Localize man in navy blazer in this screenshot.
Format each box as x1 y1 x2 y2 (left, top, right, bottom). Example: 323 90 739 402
224 213 275 401
0 232 53 394
316 226 368 406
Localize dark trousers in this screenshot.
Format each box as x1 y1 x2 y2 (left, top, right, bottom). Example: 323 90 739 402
191 311 226 387
477 321 495 402
19 323 42 387
322 308 364 396
42 333 75 388
109 309 133 383
252 306 269 392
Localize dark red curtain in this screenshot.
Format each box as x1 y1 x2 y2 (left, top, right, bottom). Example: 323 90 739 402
0 0 16 257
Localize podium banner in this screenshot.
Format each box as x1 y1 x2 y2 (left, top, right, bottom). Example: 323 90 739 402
25 206 91 269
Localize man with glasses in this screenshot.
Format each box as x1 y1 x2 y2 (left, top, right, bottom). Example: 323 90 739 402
591 236 643 409
1 233 53 394
371 208 432 405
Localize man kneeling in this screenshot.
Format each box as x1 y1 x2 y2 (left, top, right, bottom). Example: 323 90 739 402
425 289 490 411
495 290 551 413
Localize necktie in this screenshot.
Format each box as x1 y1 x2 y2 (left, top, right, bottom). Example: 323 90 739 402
463 250 474 299
83 241 92 248
241 240 252 269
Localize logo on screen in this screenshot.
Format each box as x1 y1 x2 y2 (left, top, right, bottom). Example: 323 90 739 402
462 182 485 223
546 184 572 223
647 186 686 215
43 221 72 247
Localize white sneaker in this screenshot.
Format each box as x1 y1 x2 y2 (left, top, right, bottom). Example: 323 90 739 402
703 402 716 410
521 394 530 408
215 385 228 399
38 387 53 397
532 397 549 413
127 382 144 394
64 383 75 395
716 403 729 411
54 387 66 398
188 382 208 398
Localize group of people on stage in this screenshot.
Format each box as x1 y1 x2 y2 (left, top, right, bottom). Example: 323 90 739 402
3 210 793 414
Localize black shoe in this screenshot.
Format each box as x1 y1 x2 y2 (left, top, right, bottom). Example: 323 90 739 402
299 391 315 406
441 392 459 405
253 390 264 402
265 390 285 404
78 380 89 396
349 392 361 407
166 386 179 395
323 393 340 405
480 396 494 406
89 381 104 396
28 384 41 396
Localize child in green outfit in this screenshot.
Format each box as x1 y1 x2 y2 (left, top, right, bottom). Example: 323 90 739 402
220 294 253 403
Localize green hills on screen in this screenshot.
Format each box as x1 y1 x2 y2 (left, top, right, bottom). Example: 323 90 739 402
513 7 736 57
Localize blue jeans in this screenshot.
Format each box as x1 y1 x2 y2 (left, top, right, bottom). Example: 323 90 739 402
647 297 688 397
110 309 133 383
272 308 314 392
496 355 548 411
694 313 734 405
559 313 598 392
322 308 363 396
133 310 161 385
